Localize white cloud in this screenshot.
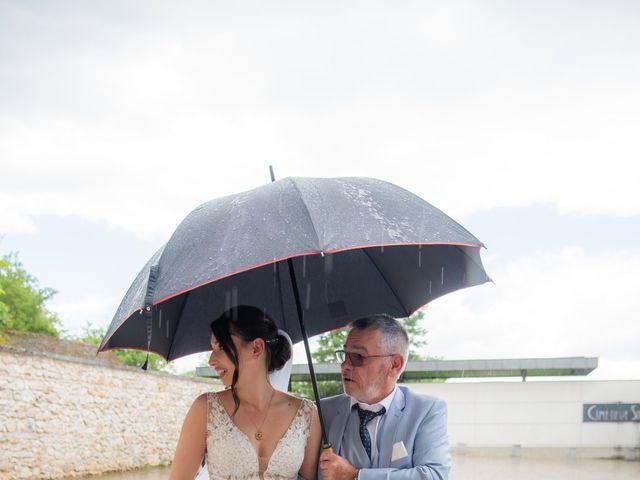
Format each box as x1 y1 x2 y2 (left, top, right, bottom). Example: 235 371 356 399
0 195 37 234
424 248 640 379
48 293 120 336
1 2 640 237
587 358 640 381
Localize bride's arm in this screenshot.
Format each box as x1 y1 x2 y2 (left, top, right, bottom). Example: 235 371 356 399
299 405 322 480
170 393 208 480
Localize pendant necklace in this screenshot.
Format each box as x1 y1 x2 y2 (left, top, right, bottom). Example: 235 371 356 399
249 387 275 441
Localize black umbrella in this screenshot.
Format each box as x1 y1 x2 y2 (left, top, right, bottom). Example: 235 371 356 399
99 175 490 445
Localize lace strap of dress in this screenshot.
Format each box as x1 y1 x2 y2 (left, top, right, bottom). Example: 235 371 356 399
207 392 231 434
292 397 315 442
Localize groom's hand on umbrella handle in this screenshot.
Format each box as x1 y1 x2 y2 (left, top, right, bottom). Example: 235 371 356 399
320 447 359 480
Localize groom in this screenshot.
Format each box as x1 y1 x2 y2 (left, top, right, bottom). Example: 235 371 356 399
319 314 450 480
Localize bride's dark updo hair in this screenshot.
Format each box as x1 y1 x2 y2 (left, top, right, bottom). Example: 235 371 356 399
210 305 291 412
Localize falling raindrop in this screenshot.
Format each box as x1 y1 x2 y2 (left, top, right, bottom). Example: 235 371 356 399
158 309 162 330
302 256 307 278
166 318 170 338
305 283 312 310
225 291 231 310
324 254 334 274
232 287 238 307
441 267 444 285
429 280 432 295
418 246 422 268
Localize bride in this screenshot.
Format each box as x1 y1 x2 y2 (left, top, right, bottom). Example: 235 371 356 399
170 306 321 480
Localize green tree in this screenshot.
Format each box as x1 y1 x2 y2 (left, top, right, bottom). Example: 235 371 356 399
311 309 429 363
404 309 428 361
0 253 60 336
290 380 344 399
77 322 168 371
312 327 348 363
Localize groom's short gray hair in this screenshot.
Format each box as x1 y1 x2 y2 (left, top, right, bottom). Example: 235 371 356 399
349 314 409 360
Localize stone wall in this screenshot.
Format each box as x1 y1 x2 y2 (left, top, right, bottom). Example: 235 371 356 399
0 346 219 480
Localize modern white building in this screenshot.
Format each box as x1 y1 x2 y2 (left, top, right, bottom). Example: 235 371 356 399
409 379 640 460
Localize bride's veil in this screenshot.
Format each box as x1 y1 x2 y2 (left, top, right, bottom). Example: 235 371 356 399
268 329 293 392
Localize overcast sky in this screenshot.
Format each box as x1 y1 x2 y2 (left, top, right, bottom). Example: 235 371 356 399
1 1 639 379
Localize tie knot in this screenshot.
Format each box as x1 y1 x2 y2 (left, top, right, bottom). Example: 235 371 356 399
355 405 386 425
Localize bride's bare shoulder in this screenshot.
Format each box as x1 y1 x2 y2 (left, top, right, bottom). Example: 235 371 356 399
187 393 210 414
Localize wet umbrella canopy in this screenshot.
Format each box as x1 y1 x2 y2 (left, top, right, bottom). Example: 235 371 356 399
99 176 490 361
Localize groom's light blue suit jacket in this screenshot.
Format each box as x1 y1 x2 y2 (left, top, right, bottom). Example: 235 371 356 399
320 386 450 480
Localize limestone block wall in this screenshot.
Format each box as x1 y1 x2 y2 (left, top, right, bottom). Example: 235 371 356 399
0 346 219 480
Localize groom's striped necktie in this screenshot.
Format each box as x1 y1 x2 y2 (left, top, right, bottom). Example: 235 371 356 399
355 405 386 459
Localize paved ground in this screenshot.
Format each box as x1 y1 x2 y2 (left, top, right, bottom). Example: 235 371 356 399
451 454 639 480
83 454 639 480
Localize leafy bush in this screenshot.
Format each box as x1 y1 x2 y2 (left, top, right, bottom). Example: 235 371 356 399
0 253 60 336
77 322 168 371
291 380 344 399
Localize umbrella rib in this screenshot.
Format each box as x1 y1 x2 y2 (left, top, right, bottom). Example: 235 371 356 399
362 248 411 318
287 178 322 250
452 244 493 285
165 291 190 361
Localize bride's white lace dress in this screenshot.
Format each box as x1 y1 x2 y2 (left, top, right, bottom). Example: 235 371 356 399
205 392 314 479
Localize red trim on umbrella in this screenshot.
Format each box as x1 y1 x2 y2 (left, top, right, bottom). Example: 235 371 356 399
98 241 484 353
148 241 481 310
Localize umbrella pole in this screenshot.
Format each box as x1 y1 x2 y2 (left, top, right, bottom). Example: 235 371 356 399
270 166 330 447
285 258 332 449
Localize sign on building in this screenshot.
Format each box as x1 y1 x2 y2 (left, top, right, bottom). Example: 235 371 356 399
583 403 640 422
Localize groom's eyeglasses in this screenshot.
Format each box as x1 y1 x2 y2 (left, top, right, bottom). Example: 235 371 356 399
335 349 395 366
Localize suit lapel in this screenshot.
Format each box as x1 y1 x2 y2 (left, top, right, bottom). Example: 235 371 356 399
327 395 352 453
376 387 406 467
